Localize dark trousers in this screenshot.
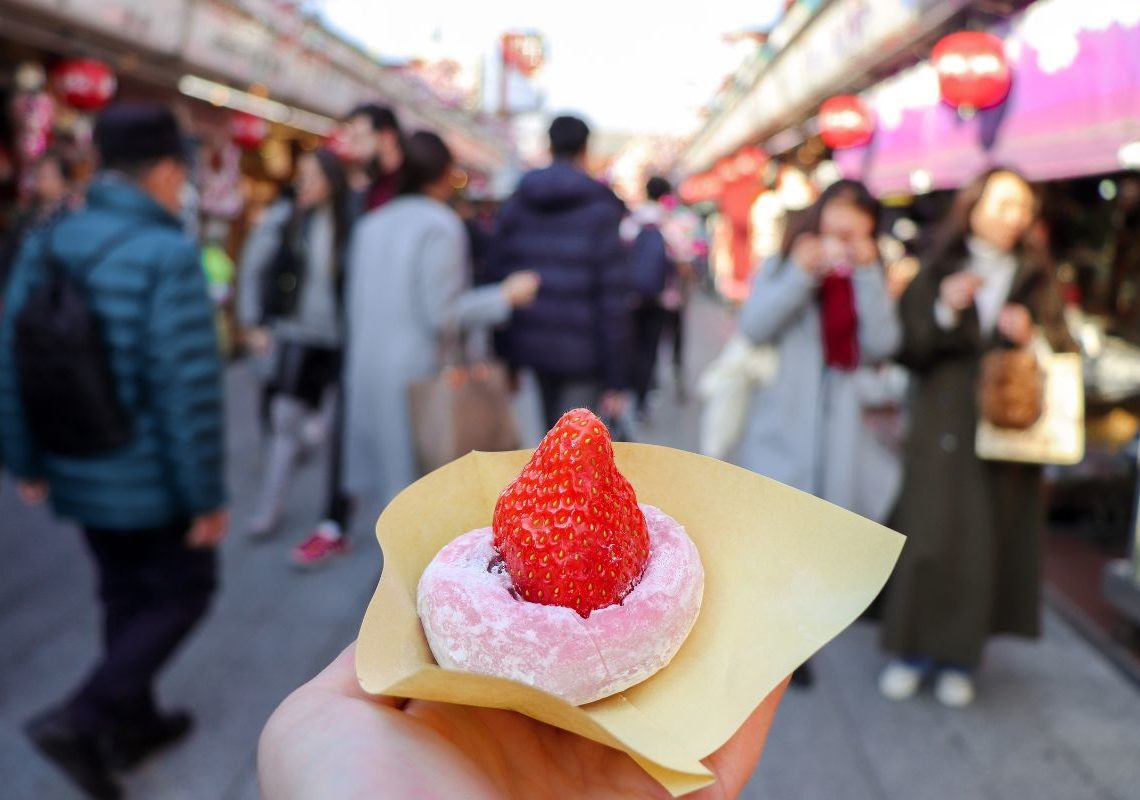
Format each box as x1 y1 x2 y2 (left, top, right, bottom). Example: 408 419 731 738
662 306 684 374
632 302 667 409
275 341 353 533
65 520 217 734
321 385 353 531
535 372 601 429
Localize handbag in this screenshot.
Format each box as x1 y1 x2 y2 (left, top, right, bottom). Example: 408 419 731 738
976 337 1084 465
696 335 780 460
260 216 305 322
408 335 520 475
978 346 1045 430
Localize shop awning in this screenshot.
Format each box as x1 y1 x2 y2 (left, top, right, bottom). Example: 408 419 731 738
836 0 1140 194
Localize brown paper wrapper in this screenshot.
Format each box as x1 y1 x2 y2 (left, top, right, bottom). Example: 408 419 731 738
357 444 904 796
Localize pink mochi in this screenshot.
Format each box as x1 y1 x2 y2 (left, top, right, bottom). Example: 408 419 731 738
416 504 704 705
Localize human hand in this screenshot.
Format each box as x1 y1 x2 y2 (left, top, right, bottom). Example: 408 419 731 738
502 271 541 307
790 234 825 277
187 509 229 549
245 327 273 356
938 272 984 313
18 481 48 505
600 390 629 419
997 303 1034 346
259 642 788 800
849 236 880 267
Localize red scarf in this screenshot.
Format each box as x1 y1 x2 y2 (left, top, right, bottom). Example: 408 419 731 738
819 269 860 370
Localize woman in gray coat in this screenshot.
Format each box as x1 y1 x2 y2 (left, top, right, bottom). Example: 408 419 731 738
738 181 901 686
739 180 901 515
342 131 538 508
239 149 350 538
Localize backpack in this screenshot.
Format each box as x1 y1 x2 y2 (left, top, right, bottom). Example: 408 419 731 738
13 224 138 457
630 224 673 302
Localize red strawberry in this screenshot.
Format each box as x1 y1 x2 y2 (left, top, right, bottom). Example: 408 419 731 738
492 408 650 618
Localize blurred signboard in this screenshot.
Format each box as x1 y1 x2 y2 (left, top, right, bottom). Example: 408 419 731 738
54 0 188 54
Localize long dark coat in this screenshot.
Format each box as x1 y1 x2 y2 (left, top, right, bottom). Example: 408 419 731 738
882 248 1074 667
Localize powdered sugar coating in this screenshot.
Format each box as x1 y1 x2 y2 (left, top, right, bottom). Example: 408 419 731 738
416 504 704 705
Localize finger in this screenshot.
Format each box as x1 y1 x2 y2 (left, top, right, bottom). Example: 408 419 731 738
308 641 409 709
695 678 789 799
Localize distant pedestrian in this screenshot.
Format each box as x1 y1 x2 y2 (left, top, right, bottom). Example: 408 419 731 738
622 176 699 418
238 149 350 541
623 175 675 418
738 179 900 515
487 115 632 427
0 104 227 799
342 130 539 507
737 180 901 688
288 106 406 568
0 149 78 300
881 168 1076 708
343 103 404 217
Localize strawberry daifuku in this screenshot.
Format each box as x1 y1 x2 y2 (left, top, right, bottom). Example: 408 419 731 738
415 409 705 705
492 409 650 617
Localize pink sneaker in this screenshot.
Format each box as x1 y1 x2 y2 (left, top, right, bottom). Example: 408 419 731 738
291 524 349 568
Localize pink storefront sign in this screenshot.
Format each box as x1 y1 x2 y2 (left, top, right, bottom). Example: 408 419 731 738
836 0 1140 194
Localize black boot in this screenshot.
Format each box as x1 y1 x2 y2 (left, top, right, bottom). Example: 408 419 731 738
25 708 122 800
105 709 194 771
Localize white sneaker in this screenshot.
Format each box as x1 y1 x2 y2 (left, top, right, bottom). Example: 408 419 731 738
934 670 976 708
879 660 924 701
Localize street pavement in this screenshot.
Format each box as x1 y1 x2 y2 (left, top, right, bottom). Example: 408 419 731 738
2 294 1139 799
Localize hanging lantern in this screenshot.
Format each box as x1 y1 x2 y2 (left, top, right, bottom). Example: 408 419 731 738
819 95 875 150
231 112 269 151
932 31 1012 114
733 145 766 177
715 157 740 185
52 59 116 112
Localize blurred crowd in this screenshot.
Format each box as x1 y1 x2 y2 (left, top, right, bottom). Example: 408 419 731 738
0 97 1085 798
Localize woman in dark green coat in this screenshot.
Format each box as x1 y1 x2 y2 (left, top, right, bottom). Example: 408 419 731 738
881 169 1075 708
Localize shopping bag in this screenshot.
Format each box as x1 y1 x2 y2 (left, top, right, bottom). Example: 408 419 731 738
408 361 520 474
696 335 779 460
976 347 1084 465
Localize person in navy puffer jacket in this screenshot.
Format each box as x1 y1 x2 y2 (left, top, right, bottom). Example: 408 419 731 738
487 115 633 428
0 104 226 799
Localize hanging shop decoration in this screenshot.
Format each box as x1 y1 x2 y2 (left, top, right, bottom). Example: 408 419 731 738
819 95 875 150
501 31 546 76
231 112 270 151
52 59 116 112
931 31 1012 115
732 145 767 177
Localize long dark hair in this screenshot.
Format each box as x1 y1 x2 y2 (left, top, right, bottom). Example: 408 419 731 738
300 148 351 260
924 167 1048 277
399 131 453 196
780 179 880 261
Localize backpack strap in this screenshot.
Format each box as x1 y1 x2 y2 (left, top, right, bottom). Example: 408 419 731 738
42 218 144 282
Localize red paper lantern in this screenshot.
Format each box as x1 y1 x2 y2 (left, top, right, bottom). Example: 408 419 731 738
679 173 722 205
819 96 875 150
231 112 269 151
733 145 766 177
932 31 1012 113
52 59 116 112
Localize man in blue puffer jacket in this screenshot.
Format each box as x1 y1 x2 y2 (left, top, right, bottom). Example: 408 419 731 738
488 115 633 427
0 105 226 799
